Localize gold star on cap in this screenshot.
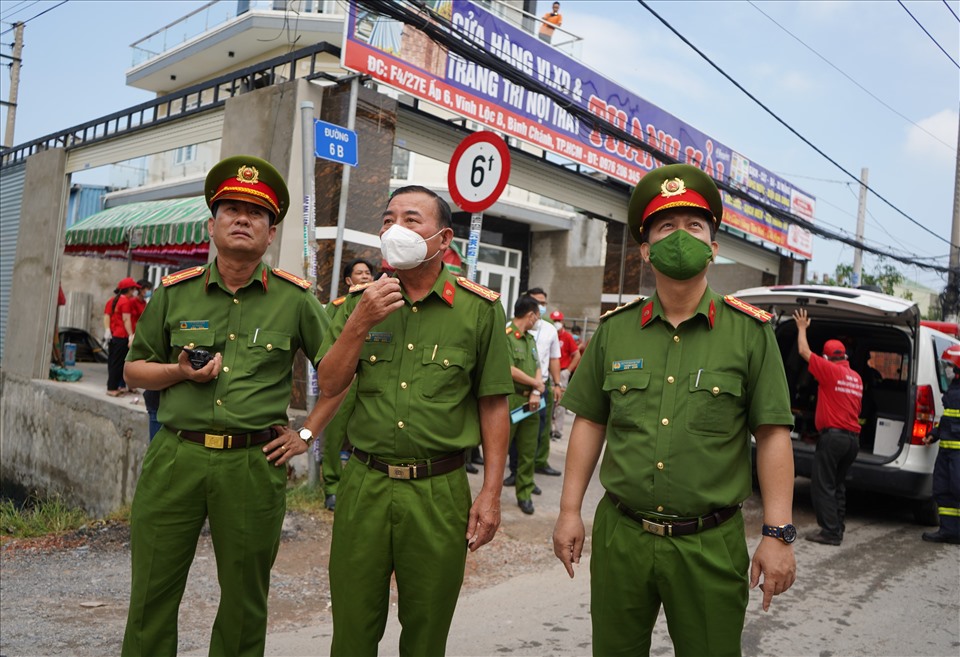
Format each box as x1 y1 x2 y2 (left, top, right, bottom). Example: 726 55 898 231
236 165 260 184
660 178 686 197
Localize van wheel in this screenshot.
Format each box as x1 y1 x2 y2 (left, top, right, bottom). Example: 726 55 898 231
912 498 939 526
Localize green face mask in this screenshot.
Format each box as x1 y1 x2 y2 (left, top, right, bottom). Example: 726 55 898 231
647 229 713 280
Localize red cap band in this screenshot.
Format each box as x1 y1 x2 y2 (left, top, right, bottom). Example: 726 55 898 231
642 188 713 225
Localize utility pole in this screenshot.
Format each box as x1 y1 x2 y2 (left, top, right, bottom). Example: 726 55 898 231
3 22 24 148
944 106 960 322
852 167 868 287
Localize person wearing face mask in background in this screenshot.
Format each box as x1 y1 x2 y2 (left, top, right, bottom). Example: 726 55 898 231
316 185 513 656
549 310 580 441
553 163 797 656
320 258 376 510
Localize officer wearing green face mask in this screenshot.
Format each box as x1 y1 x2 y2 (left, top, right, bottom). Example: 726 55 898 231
553 163 798 657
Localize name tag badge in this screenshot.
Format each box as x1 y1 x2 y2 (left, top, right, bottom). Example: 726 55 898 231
366 332 393 343
180 320 210 330
612 359 643 372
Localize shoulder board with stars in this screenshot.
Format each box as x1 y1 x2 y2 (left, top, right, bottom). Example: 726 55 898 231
161 266 206 287
723 295 772 323
331 295 348 307
600 296 646 322
272 268 312 290
348 281 376 295
456 277 500 302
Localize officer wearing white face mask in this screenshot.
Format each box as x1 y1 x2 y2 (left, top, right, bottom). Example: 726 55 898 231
316 185 513 656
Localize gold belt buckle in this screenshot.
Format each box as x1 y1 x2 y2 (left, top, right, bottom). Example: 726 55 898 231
388 464 413 480
204 433 229 449
641 518 672 537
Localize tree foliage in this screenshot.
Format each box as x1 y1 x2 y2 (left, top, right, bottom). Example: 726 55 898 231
813 262 912 300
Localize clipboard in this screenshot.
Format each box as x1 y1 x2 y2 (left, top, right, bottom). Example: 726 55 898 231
510 397 546 424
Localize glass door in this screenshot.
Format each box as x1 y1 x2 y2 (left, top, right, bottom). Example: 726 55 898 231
453 238 522 316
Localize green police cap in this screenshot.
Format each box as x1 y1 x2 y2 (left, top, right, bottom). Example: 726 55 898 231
627 163 723 243
205 155 290 224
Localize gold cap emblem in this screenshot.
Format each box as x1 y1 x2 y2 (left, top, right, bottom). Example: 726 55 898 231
660 177 686 198
236 165 260 185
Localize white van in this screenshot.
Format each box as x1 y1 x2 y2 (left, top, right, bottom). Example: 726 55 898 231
733 285 959 524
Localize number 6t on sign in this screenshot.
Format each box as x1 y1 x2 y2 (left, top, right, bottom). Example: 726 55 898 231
447 132 511 282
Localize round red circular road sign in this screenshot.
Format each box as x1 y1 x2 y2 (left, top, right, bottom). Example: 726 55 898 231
447 131 511 213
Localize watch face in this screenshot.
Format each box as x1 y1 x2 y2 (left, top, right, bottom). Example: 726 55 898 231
299 428 313 442
781 524 797 543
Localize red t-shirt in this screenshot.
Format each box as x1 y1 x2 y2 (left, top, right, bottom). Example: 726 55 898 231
130 296 147 331
108 294 136 338
558 329 578 370
808 354 863 433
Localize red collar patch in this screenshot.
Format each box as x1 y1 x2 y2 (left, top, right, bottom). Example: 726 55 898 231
708 299 716 329
442 280 456 307
641 301 655 327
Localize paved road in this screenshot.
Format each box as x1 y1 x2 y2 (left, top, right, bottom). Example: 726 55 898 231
253 416 960 657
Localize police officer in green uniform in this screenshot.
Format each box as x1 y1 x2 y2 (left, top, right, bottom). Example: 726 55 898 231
507 295 544 515
121 156 345 657
320 258 375 511
315 185 513 656
553 163 798 657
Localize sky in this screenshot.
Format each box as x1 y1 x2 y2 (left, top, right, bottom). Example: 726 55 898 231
1 0 957 291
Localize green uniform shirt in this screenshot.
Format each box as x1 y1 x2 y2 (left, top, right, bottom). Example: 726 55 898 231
318 268 513 458
128 261 329 432
563 287 793 518
506 320 539 407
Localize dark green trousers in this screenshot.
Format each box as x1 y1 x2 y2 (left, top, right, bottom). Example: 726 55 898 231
329 454 472 656
122 428 287 657
590 495 749 657
535 380 554 469
321 385 357 496
509 393 540 501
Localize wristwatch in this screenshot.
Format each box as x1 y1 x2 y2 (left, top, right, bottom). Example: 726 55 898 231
298 427 314 444
761 523 797 544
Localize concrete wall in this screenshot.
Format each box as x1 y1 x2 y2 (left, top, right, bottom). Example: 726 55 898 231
4 149 70 379
527 216 606 320
0 372 147 518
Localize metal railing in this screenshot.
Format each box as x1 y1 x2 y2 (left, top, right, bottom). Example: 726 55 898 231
0 42 343 169
130 0 347 68
482 0 583 59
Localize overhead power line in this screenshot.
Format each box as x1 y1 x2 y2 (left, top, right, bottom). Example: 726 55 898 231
748 0 954 153
0 0 66 37
636 0 954 251
0 1 39 23
898 0 960 69
358 0 949 274
944 0 960 23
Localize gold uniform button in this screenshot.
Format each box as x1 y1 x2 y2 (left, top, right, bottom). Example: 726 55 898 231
186 342 195 349
216 399 223 406
712 386 720 395
401 382 408 389
222 366 229 373
233 298 239 304
397 421 405 429
266 344 273 351
656 461 664 470
673 335 680 343
667 376 675 384
442 359 450 366
657 505 665 512
229 334 236 341
619 384 627 393
661 418 669 426
411 306 418 313
369 355 377 363
407 343 414 351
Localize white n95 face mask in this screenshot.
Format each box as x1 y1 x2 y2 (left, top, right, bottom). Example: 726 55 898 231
380 224 442 270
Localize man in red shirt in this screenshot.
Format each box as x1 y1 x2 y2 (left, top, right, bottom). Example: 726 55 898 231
794 308 863 545
549 310 580 440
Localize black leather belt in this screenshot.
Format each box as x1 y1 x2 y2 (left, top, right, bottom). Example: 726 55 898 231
823 428 859 437
606 492 740 537
176 428 276 449
352 448 466 480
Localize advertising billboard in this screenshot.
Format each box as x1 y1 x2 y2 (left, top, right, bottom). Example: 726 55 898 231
343 0 814 258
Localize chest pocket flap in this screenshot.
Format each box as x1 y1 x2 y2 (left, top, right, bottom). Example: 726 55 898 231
247 330 291 353
421 346 469 401
171 328 215 349
687 370 743 434
357 342 396 395
602 370 651 428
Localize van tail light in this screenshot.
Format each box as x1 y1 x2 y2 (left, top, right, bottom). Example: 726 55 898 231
911 384 935 445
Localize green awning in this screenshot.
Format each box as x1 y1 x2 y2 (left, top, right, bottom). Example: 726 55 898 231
65 196 209 248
